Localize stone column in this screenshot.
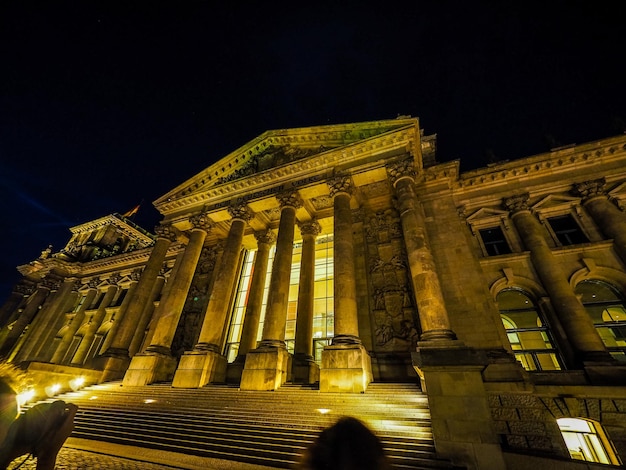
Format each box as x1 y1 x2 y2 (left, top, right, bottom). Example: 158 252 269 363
503 194 614 371
241 191 301 390
99 278 140 354
320 176 372 393
71 284 117 365
123 214 211 386
0 281 34 328
100 228 173 381
572 178 626 264
50 286 98 364
13 277 76 363
387 160 457 343
0 284 48 358
226 229 276 383
128 275 165 357
173 204 253 388
293 220 321 384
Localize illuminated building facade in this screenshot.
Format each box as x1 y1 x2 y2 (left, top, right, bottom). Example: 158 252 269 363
1 117 625 469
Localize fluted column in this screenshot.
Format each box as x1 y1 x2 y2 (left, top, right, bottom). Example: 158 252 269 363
173 204 253 388
128 274 165 357
293 220 321 383
240 192 301 390
319 176 372 393
0 284 48 358
238 229 276 357
0 281 34 328
123 214 211 386
572 178 626 264
329 177 360 343
259 192 301 348
50 286 98 364
387 160 457 342
503 194 611 367
13 277 76 363
99 227 173 381
71 284 117 365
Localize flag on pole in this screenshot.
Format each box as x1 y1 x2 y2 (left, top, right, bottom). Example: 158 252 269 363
122 203 141 219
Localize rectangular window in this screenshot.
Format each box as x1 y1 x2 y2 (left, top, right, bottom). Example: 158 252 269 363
548 214 589 246
224 233 334 364
479 227 511 256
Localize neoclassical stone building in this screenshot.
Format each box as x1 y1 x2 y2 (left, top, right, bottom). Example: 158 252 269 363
1 117 625 468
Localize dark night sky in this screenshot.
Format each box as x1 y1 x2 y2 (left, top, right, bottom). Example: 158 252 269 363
1 1 625 300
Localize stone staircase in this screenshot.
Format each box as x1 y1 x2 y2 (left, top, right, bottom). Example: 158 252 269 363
33 381 461 469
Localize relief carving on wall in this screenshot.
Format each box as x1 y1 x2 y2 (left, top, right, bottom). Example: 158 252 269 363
365 210 419 351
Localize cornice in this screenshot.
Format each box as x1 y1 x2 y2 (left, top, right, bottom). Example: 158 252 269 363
455 135 626 190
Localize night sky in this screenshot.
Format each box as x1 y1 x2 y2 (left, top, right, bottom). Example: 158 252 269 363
1 2 625 300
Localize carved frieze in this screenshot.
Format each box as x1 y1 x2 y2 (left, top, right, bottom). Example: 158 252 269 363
363 208 419 351
365 210 403 244
197 246 219 274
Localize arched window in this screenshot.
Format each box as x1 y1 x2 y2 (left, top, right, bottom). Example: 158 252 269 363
557 418 621 465
575 280 626 362
497 289 562 371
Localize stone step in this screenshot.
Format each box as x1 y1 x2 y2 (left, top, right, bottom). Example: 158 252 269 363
27 381 460 469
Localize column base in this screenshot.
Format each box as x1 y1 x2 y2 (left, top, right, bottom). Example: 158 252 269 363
319 343 372 393
412 346 506 470
98 353 131 383
292 353 320 384
172 350 227 388
122 352 177 386
240 347 291 391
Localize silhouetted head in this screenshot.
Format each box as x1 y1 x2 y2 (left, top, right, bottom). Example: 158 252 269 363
300 416 390 470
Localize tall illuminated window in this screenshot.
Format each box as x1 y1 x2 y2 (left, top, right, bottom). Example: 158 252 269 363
497 289 562 371
557 418 621 465
575 280 626 362
224 234 334 363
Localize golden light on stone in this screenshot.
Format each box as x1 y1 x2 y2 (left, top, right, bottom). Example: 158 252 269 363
45 383 61 397
69 376 85 391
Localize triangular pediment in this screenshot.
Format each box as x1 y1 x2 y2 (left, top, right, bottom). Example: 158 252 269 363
154 117 421 213
466 208 509 223
532 194 581 212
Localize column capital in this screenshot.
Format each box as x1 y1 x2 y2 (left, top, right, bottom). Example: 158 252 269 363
227 203 254 222
14 281 37 296
154 224 178 241
386 159 417 187
276 191 303 209
39 276 61 292
298 220 321 237
189 212 214 232
327 175 353 198
254 229 276 245
503 193 530 214
571 177 607 200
